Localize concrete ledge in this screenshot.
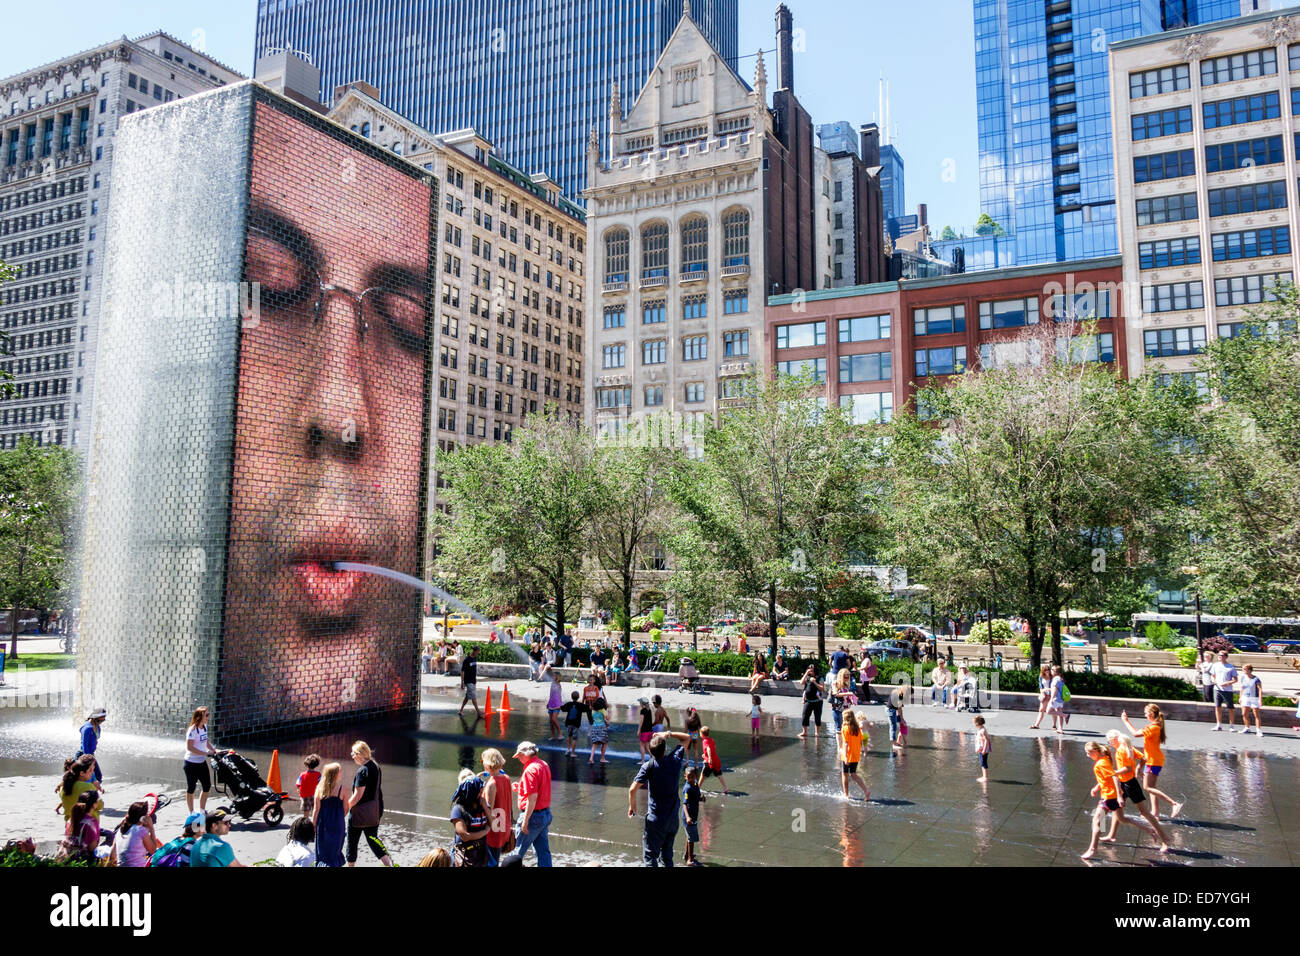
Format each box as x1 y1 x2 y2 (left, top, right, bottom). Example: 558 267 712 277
439 662 1298 727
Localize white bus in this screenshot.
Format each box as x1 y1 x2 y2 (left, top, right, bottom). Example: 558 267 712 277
1131 612 1300 653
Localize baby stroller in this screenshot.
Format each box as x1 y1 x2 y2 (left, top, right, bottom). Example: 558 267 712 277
211 750 284 826
100 791 171 847
954 676 980 713
678 657 702 693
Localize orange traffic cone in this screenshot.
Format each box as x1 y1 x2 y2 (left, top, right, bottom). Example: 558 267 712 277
499 684 512 712
484 686 494 716
266 749 284 796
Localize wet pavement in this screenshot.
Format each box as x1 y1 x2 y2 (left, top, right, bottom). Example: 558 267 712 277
2 682 1297 866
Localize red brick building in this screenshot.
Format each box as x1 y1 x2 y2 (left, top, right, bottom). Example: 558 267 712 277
764 256 1129 422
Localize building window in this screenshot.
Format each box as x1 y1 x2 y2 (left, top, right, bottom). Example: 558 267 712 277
775 321 826 350
604 227 628 282
1139 237 1201 269
1211 226 1290 261
840 392 893 425
680 215 708 273
776 358 827 382
597 386 632 408
603 305 626 328
1131 106 1194 140
602 344 626 368
1201 48 1277 87
1049 288 1113 321
682 293 707 319
838 314 890 343
642 300 665 325
1057 332 1115 364
1136 192 1198 225
1214 271 1291 306
839 351 891 384
1133 149 1195 183
1204 136 1283 173
915 346 967 377
723 330 749 356
645 385 664 407
682 335 708 361
723 289 748 314
913 305 964 336
1143 326 1207 357
1207 181 1286 217
978 297 1040 330
641 221 669 278
722 209 750 268
1218 318 1296 339
1129 64 1190 98
1157 371 1210 400
643 339 666 365
684 382 705 403
1141 281 1205 312
1202 92 1281 129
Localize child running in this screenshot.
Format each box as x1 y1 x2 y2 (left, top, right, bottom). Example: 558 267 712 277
1238 664 1264 738
296 754 321 818
973 715 991 783
1081 741 1158 860
1104 731 1170 853
1120 704 1183 821
685 707 703 766
682 766 705 866
546 671 565 740
750 695 763 741
839 709 870 800
588 698 610 764
699 726 729 793
560 691 588 757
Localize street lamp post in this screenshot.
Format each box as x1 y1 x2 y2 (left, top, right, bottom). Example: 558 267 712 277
1180 566 1203 654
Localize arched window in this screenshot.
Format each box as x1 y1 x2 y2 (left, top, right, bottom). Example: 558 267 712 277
604 228 629 282
360 121 371 138
641 221 669 278
680 215 708 274
722 209 750 269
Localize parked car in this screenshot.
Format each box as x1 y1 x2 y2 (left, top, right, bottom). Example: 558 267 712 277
1222 633 1263 652
441 614 475 630
713 618 741 628
864 639 914 660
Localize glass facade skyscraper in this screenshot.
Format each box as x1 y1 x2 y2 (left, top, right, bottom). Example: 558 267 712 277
974 0 1241 264
253 0 739 202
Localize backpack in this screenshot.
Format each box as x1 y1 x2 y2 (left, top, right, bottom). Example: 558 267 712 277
148 836 194 868
1061 684 1071 703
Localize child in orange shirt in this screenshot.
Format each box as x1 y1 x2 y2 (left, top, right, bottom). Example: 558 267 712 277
839 710 870 800
1105 731 1170 853
1120 704 1183 821
1081 741 1157 860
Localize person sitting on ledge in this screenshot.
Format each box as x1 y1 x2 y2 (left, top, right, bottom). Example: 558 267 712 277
770 655 790 680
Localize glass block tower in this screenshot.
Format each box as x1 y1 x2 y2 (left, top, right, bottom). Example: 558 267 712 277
975 0 1242 264
254 0 739 202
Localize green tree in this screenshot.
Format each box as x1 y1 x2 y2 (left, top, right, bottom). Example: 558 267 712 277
1180 289 1300 613
0 439 80 659
885 325 1189 670
434 411 598 641
662 522 732 650
940 225 957 241
589 439 679 648
974 213 1006 238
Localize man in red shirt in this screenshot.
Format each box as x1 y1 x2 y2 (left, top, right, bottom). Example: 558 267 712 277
499 741 552 867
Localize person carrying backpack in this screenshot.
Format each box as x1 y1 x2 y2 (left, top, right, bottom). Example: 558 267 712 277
149 812 205 867
450 770 490 867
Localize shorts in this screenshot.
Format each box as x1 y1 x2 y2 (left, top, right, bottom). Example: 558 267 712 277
1119 777 1145 804
689 731 700 741
566 726 580 740
1214 688 1235 707
651 723 664 733
589 724 609 744
183 760 211 794
841 761 859 775
703 765 722 778
750 717 760 730
1146 764 1162 778
463 683 478 702
639 732 653 744
1099 797 1121 813
978 753 988 769
683 821 700 843
1240 697 1260 709
548 707 562 716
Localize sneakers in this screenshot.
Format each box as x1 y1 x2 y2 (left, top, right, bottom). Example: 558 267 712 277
1234 727 1247 734
1213 725 1223 731
1255 728 1263 737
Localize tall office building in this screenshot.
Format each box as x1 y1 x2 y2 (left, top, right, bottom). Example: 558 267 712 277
975 0 1244 266
0 34 242 454
253 0 739 202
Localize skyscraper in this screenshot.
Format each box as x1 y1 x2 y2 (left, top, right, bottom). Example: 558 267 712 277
975 0 1243 265
253 0 739 203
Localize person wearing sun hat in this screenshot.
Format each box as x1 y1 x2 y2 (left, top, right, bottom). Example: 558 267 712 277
77 707 107 783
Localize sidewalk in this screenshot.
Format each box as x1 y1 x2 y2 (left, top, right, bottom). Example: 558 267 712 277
424 672 1300 758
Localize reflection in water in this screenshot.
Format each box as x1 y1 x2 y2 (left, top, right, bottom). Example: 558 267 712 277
838 803 864 867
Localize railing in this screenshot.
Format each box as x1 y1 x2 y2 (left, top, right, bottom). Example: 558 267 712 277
720 261 750 278
602 275 628 293
640 271 668 289
679 268 708 284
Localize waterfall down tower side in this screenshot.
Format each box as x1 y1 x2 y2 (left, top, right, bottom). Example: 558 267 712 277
78 81 435 737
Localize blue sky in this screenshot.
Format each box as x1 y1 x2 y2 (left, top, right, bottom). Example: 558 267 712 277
3 0 982 229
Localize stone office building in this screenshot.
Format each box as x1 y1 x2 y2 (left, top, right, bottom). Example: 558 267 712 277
0 34 242 455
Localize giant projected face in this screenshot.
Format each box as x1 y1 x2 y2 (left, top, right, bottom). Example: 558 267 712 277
222 101 430 725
